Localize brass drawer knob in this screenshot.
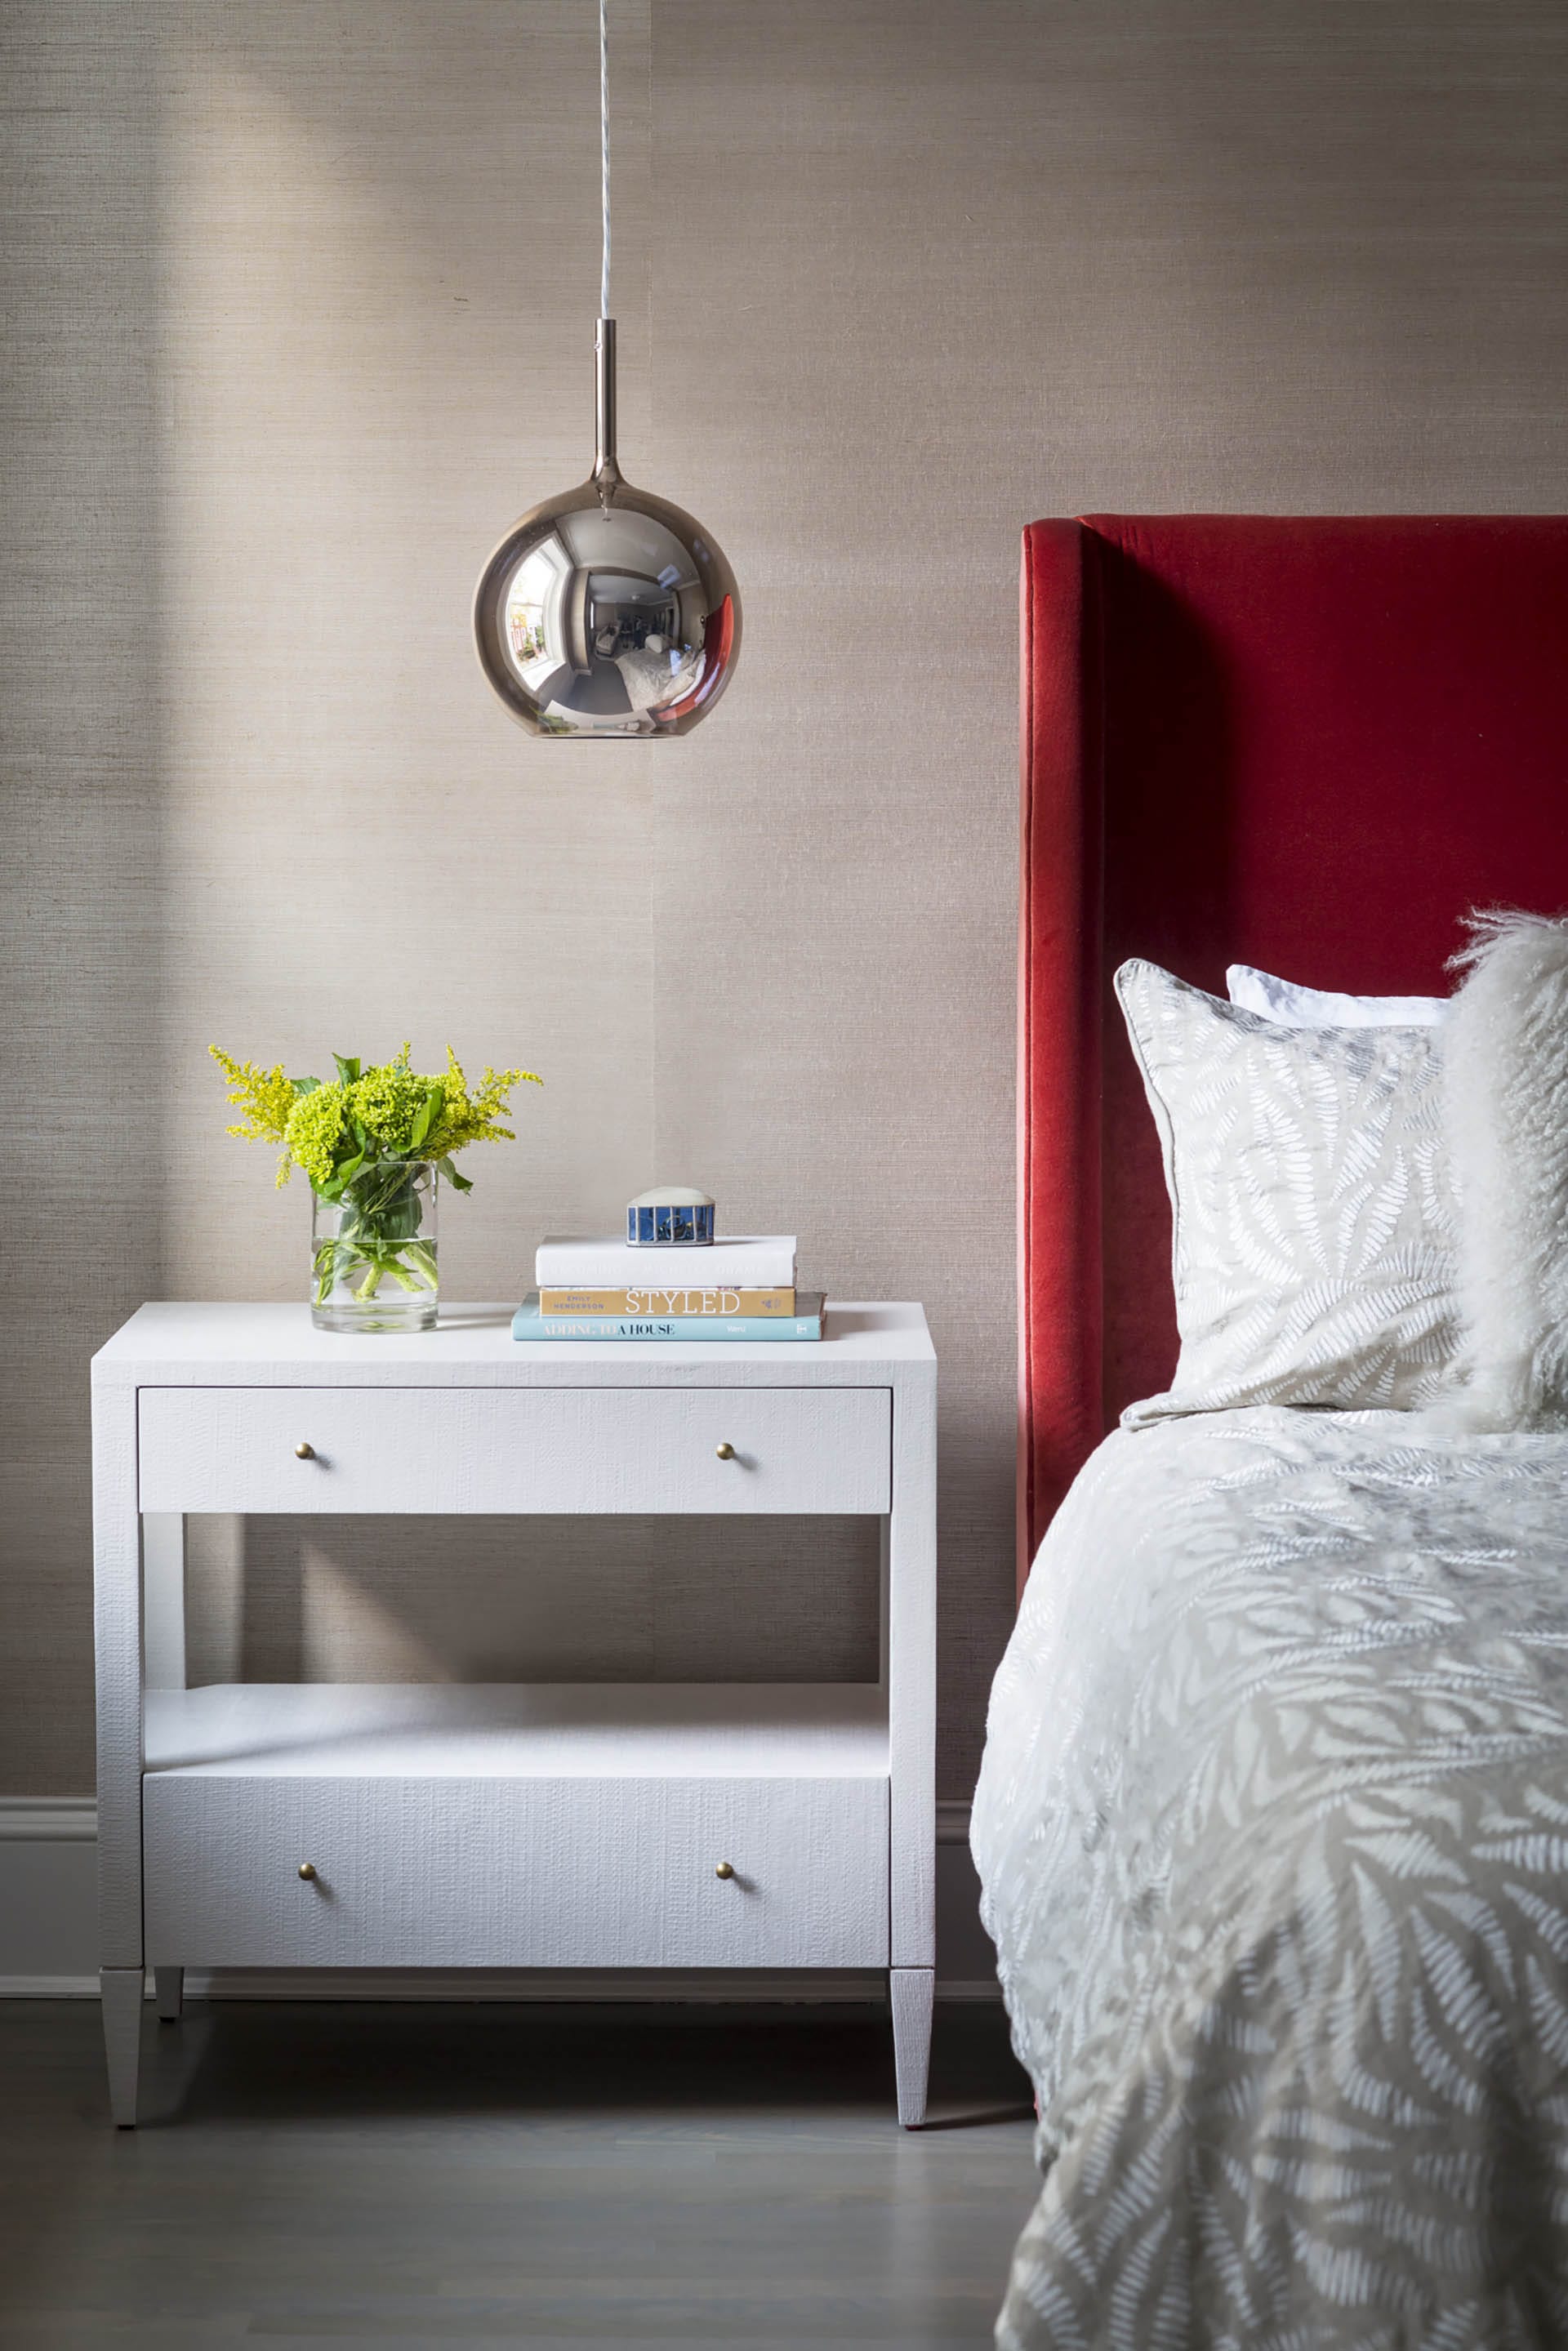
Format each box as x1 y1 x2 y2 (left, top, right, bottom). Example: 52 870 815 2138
297 1862 318 1881
295 1441 315 1460
714 1860 735 1881
715 1442 735 1460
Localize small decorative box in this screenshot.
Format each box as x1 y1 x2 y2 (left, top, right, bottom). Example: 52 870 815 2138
626 1185 715 1247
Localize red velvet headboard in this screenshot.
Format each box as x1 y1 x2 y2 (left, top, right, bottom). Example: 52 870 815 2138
1018 514 1568 1586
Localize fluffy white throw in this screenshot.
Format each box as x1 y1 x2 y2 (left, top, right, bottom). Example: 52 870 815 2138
1442 909 1568 1430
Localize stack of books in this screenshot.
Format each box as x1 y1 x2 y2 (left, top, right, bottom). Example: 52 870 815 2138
512 1236 822 1342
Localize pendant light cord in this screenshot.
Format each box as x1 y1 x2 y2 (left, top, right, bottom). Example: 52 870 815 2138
599 0 611 318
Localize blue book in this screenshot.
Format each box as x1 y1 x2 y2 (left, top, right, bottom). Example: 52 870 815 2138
513 1291 824 1342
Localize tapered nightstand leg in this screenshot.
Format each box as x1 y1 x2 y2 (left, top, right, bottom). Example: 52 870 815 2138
891 1966 933 2126
154 1966 185 2022
100 1968 143 2126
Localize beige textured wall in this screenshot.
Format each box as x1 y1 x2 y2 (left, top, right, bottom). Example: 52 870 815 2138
5 0 1566 1799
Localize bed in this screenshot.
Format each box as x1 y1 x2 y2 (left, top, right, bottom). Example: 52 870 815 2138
973 516 1568 2348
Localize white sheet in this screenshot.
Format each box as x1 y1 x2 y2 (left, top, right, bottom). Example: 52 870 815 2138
973 1405 1568 2348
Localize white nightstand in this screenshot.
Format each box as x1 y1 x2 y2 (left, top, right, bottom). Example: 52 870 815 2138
91 1302 937 2125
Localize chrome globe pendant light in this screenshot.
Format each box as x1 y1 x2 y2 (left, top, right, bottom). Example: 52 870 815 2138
473 0 740 737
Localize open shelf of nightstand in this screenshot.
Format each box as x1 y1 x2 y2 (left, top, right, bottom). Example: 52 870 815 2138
143 1681 891 1778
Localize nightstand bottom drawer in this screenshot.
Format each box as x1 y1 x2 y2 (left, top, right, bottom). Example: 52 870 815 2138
143 1777 890 1969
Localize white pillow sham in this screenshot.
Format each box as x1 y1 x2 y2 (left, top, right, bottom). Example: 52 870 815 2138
1227 962 1446 1027
1438 910 1568 1432
1116 959 1458 1423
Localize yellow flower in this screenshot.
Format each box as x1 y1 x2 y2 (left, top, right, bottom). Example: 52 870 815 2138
423 1049 541 1157
214 1040 541 1197
348 1060 432 1155
283 1083 347 1189
209 1047 296 1149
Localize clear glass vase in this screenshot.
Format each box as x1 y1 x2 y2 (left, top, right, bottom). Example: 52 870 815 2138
310 1161 439 1334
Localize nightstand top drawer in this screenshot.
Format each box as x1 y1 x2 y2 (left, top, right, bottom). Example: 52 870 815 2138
137 1383 893 1514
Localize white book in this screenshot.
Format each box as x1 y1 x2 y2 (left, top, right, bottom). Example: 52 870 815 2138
536 1234 798 1286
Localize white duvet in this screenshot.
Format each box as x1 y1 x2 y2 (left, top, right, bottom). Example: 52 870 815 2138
972 1406 1568 2349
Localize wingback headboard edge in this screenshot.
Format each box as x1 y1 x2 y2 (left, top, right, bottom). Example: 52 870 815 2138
1018 520 1104 1592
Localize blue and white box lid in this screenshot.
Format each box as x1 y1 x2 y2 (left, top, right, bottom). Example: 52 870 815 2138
627 1185 715 1247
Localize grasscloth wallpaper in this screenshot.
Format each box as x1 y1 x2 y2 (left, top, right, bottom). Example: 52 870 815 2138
4 0 1566 1798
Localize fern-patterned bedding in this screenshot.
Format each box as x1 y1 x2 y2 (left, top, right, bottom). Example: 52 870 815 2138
973 1403 1568 2349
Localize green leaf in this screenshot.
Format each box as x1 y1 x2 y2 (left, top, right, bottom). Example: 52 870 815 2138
291 1075 323 1097
333 1053 362 1087
410 1084 442 1151
438 1155 473 1194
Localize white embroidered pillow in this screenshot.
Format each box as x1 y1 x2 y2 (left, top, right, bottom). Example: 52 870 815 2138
1116 959 1459 1423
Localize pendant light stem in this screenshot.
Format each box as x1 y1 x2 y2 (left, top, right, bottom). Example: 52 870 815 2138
599 0 611 319
593 0 618 509
595 315 620 494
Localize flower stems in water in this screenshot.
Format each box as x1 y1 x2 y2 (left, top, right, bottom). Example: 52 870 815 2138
312 1165 438 1309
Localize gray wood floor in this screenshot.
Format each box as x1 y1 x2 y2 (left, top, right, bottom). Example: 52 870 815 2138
0 1998 1036 2348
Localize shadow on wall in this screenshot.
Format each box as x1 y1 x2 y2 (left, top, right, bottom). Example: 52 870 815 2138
1 11 163 1792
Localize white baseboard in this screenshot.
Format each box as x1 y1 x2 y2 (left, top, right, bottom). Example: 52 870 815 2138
1 1975 105 1997
0 1797 95 1841
0 1794 1000 2002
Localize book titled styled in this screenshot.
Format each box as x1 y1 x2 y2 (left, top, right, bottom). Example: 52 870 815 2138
536 1235 797 1288
540 1287 795 1317
514 1292 823 1342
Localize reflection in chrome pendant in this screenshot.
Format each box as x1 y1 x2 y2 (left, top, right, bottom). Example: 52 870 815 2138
474 320 740 739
